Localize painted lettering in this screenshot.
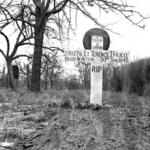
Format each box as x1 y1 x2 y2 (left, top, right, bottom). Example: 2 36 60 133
92 66 102 72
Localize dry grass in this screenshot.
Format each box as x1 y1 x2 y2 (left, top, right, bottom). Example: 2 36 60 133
0 88 150 150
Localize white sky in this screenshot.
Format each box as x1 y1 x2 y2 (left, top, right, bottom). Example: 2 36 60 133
67 0 150 60
0 0 150 69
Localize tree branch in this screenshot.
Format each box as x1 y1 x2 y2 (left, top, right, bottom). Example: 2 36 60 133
19 42 64 52
13 54 32 60
18 63 28 76
0 49 6 59
44 0 51 12
70 1 109 29
96 0 149 28
46 0 69 15
0 5 35 27
0 30 10 57
23 4 36 16
10 31 34 59
42 53 52 63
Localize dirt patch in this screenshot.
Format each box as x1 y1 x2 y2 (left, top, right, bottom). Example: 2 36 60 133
13 104 150 150
0 90 149 150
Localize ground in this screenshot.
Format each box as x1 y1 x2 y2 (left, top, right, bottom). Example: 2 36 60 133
0 88 149 150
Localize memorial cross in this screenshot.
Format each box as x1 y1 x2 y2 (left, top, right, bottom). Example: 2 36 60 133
64 28 129 106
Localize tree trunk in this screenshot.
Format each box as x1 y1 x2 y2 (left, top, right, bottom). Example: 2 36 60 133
27 65 31 90
7 62 16 90
1 66 5 87
50 67 54 89
31 13 47 92
45 69 48 90
31 28 44 91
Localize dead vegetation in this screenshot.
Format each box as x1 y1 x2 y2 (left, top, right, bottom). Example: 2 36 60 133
0 88 149 150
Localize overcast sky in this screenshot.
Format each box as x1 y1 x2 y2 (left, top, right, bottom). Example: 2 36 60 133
67 0 150 60
0 0 150 69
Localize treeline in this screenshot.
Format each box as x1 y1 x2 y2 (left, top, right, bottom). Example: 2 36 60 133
105 58 150 96
64 57 150 97
1 57 150 97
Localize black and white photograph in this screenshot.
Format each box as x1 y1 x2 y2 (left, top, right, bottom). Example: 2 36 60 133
0 0 149 149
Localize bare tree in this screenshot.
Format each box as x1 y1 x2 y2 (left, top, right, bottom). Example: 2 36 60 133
76 62 91 89
0 0 148 92
0 20 32 90
0 30 32 89
0 1 33 90
17 57 32 90
41 51 64 90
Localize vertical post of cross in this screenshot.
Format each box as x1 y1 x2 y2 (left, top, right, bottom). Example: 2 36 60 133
83 28 110 106
90 35 103 105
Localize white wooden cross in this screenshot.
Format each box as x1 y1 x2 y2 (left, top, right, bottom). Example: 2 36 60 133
90 35 103 105
64 30 129 106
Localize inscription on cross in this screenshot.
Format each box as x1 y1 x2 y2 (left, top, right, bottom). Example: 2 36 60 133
64 28 129 106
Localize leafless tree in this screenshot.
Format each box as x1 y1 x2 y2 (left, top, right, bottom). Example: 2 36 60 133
0 0 148 92
41 51 64 90
76 62 91 89
0 28 32 89
0 2 33 90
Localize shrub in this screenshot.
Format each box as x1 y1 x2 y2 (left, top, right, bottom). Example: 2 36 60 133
143 83 150 96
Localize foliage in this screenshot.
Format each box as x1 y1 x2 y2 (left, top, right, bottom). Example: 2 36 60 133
128 60 145 95
76 62 90 89
64 75 81 90
41 51 64 90
108 58 150 96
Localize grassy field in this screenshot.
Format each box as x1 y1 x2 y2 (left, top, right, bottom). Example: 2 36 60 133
0 88 149 150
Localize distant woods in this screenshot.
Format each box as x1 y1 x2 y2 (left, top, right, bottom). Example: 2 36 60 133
1 57 150 97
105 58 150 96
73 58 150 97
78 57 150 96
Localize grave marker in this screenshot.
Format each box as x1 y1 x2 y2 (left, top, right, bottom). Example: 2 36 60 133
90 34 103 105
64 28 129 106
